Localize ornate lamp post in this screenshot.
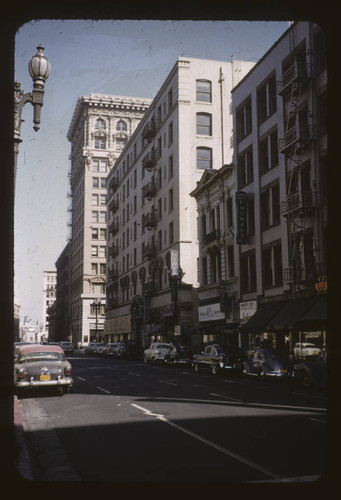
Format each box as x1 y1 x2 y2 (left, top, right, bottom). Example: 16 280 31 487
91 299 102 342
14 45 51 185
168 265 184 341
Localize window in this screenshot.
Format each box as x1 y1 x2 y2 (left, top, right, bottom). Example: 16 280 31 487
169 221 174 244
196 80 212 102
99 211 106 223
92 211 99 223
202 256 208 285
92 194 99 205
247 196 255 237
100 194 106 206
100 228 106 240
116 138 127 151
226 197 233 228
99 263 106 275
196 113 212 135
99 161 107 173
91 263 97 274
92 228 99 240
261 183 280 230
257 73 277 123
91 246 98 257
95 137 106 150
261 190 271 230
168 155 173 179
101 178 106 189
92 177 99 188
236 97 252 142
169 188 174 211
99 246 106 258
168 88 173 108
95 119 106 130
240 251 257 294
262 241 282 288
116 120 127 131
197 147 212 170
227 245 234 278
238 148 254 188
168 122 173 146
259 129 278 174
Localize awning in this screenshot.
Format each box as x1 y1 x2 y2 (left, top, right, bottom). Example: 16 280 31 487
267 297 317 330
241 301 286 333
294 295 328 327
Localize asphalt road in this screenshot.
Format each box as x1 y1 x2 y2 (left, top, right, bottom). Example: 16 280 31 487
17 351 328 485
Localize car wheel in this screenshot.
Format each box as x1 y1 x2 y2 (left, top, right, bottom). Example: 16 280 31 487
62 386 70 394
211 365 218 376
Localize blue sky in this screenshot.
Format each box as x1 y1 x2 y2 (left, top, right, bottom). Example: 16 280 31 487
14 19 290 323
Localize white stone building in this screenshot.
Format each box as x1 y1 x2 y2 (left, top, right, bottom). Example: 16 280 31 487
105 57 255 348
231 21 327 355
67 94 152 346
42 270 57 342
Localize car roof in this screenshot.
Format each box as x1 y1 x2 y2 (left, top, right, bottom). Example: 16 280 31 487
17 344 64 354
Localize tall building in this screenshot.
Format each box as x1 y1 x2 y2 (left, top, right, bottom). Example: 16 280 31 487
105 57 255 348
231 21 327 355
67 94 152 346
54 241 71 342
42 270 57 342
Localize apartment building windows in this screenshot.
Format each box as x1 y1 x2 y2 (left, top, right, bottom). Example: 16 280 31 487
92 159 108 173
168 121 173 146
261 182 280 230
227 245 235 278
197 147 212 170
226 197 233 228
257 72 277 124
196 80 212 103
99 211 106 223
196 113 212 136
238 148 254 188
262 240 282 288
92 211 99 223
168 88 173 109
116 120 127 131
169 188 174 211
95 119 106 129
236 96 252 142
169 221 174 244
240 251 257 294
168 155 173 179
259 129 278 174
94 137 106 150
116 138 127 151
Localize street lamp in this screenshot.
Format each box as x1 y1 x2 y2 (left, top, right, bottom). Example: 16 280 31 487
168 266 184 341
91 299 102 342
14 45 51 184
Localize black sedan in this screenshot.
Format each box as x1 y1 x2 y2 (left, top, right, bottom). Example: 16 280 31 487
165 345 193 366
243 347 294 379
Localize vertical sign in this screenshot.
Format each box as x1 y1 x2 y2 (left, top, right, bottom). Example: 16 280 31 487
236 191 248 244
171 249 178 275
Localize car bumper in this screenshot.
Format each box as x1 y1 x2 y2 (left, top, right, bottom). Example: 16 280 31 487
265 371 294 377
16 378 73 388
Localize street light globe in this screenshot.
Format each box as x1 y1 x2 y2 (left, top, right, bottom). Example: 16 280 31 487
28 45 51 89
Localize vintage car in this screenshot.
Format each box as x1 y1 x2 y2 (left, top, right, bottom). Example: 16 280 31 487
165 345 193 366
58 341 74 354
193 344 245 375
293 342 322 360
103 343 118 357
243 347 294 379
294 350 327 389
85 342 103 355
113 342 126 358
143 343 174 364
14 344 73 396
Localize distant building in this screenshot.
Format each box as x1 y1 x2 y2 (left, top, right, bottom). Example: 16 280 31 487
42 271 57 342
54 242 71 342
14 298 21 342
67 94 152 346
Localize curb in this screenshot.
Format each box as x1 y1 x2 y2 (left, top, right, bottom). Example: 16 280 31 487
14 396 34 480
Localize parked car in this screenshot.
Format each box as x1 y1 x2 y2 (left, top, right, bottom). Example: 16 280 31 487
58 341 74 354
85 342 102 355
14 344 73 396
243 347 294 379
114 342 126 358
193 344 245 375
294 350 327 389
294 342 322 360
103 343 118 357
95 343 107 355
143 343 174 364
165 345 193 366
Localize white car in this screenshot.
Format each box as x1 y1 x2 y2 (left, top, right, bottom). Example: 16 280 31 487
294 342 322 359
143 343 174 364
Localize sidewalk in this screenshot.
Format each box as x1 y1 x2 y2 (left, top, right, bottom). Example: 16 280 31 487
14 395 33 480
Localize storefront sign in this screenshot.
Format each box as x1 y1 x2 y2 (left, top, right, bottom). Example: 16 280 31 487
236 191 248 244
239 300 257 324
199 303 226 322
315 281 327 294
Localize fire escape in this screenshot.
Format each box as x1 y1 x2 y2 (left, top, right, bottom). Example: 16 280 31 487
278 30 316 297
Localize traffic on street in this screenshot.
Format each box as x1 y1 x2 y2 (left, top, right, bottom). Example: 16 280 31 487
16 348 327 484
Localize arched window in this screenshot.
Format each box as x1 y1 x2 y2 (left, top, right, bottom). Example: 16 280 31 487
116 120 127 131
95 119 106 130
197 147 212 170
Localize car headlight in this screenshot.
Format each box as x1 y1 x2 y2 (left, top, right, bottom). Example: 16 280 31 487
64 366 72 377
17 368 25 379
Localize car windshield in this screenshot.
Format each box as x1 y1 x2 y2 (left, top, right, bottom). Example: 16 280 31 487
157 344 171 349
18 351 65 363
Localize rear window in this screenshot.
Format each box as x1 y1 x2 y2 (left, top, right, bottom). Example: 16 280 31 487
19 351 65 363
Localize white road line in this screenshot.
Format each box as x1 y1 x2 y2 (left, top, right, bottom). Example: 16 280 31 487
96 386 111 394
131 403 284 482
159 380 178 386
128 372 141 376
310 418 326 424
209 392 243 402
77 376 86 381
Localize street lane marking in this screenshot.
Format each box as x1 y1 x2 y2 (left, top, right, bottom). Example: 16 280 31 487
96 386 111 394
131 403 285 482
129 372 141 376
210 392 243 402
159 380 178 386
77 376 86 381
310 418 326 424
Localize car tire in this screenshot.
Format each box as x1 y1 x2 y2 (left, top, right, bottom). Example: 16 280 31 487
144 356 148 364
62 386 70 394
211 365 218 376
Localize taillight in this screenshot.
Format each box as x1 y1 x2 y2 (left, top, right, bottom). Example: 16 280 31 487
17 368 25 379
64 367 71 377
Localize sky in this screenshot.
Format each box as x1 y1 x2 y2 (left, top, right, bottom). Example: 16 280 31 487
14 19 290 324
